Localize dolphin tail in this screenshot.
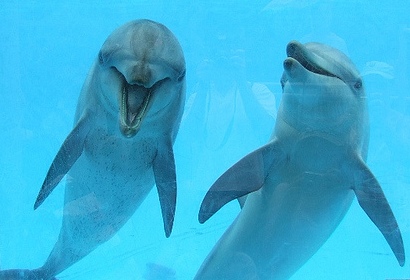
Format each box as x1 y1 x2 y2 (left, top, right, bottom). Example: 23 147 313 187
198 139 286 224
153 138 178 238
348 155 405 266
0 269 57 280
34 114 92 209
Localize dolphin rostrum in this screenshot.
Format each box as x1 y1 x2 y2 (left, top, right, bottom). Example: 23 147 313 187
0 19 185 279
195 41 405 279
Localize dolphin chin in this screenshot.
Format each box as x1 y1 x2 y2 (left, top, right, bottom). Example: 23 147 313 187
195 40 404 279
0 19 185 279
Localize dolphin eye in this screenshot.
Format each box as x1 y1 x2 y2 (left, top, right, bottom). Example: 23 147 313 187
98 51 105 65
177 70 186 82
354 80 362 90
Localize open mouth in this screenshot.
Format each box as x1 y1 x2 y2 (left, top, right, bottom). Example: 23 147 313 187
287 42 339 79
119 82 152 137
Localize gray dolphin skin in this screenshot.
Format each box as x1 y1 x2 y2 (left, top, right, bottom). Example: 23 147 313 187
195 41 405 279
0 19 185 279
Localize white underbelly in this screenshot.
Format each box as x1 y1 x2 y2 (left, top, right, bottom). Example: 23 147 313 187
198 171 355 280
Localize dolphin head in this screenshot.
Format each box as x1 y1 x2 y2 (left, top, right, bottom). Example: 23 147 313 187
96 19 186 137
278 40 366 149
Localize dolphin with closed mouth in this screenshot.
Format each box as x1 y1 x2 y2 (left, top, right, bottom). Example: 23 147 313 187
0 19 185 279
194 40 405 279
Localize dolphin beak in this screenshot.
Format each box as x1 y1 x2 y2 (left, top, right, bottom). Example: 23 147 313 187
286 41 339 79
119 82 152 137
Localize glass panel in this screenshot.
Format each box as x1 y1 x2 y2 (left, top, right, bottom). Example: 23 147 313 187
0 1 409 279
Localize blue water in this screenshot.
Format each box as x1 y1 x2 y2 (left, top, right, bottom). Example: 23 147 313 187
0 1 409 279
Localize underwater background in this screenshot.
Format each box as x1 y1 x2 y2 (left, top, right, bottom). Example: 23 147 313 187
0 0 409 279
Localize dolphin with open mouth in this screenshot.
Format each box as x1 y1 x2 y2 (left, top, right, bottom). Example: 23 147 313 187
195 40 405 279
0 19 186 279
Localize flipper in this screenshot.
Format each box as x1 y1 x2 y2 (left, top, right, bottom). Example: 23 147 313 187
237 195 248 208
348 155 405 266
153 138 177 237
198 139 286 224
34 115 92 209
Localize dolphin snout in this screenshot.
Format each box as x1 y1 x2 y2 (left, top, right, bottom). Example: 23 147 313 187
283 57 305 79
283 58 295 72
286 40 304 57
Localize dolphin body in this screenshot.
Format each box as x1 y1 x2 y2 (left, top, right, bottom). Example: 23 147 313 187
195 41 405 279
0 19 186 279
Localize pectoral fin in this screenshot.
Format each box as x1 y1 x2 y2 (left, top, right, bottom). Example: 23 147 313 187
153 138 177 238
34 115 92 209
198 139 285 224
237 195 248 208
349 156 405 266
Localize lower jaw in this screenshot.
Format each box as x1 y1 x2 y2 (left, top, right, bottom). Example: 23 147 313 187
119 90 152 138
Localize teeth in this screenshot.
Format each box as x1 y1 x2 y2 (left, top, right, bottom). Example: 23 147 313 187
120 85 152 137
290 50 340 80
303 60 337 78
